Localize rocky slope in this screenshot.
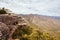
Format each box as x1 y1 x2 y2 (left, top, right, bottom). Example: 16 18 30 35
0 14 27 40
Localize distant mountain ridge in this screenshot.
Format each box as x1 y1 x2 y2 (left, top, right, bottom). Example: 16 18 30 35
18 14 60 19
18 14 60 31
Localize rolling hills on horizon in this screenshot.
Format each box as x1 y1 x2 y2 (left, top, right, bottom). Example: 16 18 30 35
18 14 60 31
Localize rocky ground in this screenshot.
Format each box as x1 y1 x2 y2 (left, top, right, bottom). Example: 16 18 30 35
0 14 27 40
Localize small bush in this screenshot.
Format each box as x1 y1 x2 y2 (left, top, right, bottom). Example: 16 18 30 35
0 8 7 14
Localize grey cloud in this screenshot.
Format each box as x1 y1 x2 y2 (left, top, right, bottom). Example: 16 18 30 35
0 0 60 16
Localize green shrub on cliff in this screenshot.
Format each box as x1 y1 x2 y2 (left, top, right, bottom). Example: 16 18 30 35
0 8 7 14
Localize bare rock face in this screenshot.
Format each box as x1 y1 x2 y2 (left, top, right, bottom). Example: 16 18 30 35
0 14 21 25
0 14 22 31
0 22 10 40
0 14 26 40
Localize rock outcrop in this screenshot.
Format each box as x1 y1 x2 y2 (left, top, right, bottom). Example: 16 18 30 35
0 14 26 40
0 22 10 40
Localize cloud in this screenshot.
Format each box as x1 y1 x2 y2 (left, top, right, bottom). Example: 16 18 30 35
0 0 60 16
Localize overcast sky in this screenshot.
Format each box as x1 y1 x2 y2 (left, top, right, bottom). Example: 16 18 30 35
0 0 60 16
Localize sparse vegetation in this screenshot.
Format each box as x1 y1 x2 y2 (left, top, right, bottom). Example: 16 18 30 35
12 24 56 40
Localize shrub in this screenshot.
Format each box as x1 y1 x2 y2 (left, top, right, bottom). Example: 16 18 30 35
12 25 55 40
0 8 7 14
